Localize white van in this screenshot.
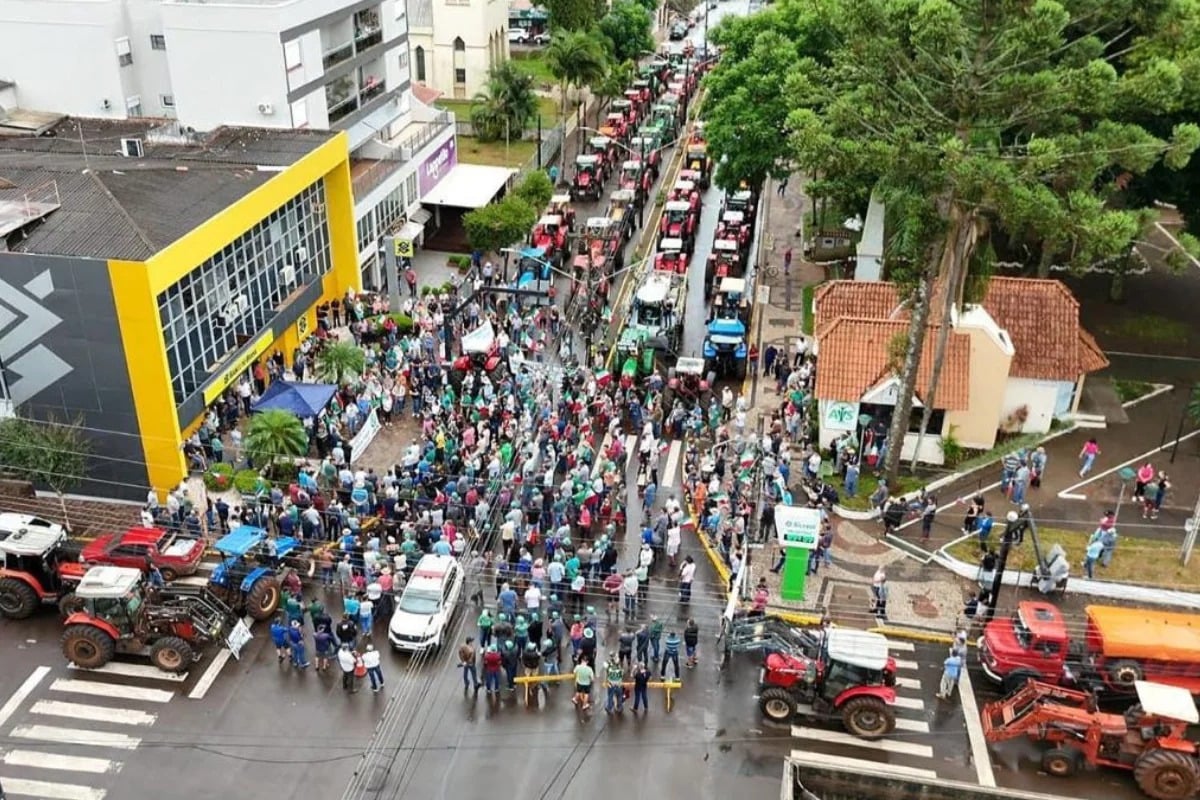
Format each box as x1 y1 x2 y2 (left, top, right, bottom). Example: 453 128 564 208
387 554 462 652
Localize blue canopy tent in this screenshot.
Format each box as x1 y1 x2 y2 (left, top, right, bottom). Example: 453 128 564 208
250 381 337 418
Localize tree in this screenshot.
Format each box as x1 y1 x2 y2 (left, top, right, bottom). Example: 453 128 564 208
315 340 366 385
469 63 539 143
463 196 538 255
545 31 609 175
591 60 636 125
707 0 1200 486
1188 383 1200 428
599 0 654 64
0 414 90 523
544 0 600 31
514 170 555 211
244 409 309 473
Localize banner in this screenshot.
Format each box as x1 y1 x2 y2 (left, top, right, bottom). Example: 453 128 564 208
460 320 496 354
349 409 382 464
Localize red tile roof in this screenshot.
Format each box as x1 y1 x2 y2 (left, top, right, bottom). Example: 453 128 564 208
815 317 972 410
813 281 902 336
412 82 444 106
982 277 1107 380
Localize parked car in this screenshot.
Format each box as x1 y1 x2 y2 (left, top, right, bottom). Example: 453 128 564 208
79 526 206 582
669 22 688 40
388 554 462 653
508 29 530 44
532 31 552 45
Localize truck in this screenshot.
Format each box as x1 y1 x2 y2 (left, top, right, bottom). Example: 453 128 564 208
979 600 1200 696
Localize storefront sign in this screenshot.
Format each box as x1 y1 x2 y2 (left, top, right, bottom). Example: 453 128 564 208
203 332 272 405
775 504 821 549
823 400 860 431
393 237 414 258
419 138 457 196
349 409 382 464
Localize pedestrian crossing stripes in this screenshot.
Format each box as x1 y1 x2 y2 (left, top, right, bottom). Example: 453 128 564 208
592 430 684 488
9 725 142 750
790 751 938 781
49 679 174 704
67 661 187 682
790 726 935 758
30 700 158 727
1 750 122 775
0 777 108 800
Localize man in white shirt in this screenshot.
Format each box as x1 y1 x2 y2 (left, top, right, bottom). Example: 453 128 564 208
524 583 542 612
361 644 385 692
679 556 696 602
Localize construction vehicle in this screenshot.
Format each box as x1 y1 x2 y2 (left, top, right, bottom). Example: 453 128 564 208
619 160 652 208
0 516 87 619
654 238 688 274
617 270 686 382
659 201 697 254
606 189 639 241
982 679 1200 800
61 565 248 673
724 617 899 739
980 601 1200 696
583 135 617 179
207 526 296 620
571 154 603 202
705 238 743 300
546 193 576 231
530 214 568 267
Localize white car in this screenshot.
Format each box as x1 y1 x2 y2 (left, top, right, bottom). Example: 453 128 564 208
532 31 552 45
388 554 462 652
508 29 531 44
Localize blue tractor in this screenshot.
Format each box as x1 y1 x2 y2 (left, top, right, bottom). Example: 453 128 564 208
208 526 298 621
703 317 748 380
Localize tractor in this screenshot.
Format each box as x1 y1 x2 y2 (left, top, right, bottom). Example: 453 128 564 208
546 193 576 231
606 190 639 241
669 178 701 215
704 316 748 380
665 356 712 411
530 214 568 266
659 201 696 254
710 276 752 326
716 209 752 257
655 238 688 274
633 128 664 178
705 238 742 300
982 679 1200 800
652 96 681 141
571 154 603 202
685 143 712 189
599 113 629 143
622 89 646 123
0 516 87 619
722 186 758 225
631 77 654 104
728 618 899 739
61 565 248 673
611 98 637 127
207 526 297 620
620 160 652 208
584 135 617 179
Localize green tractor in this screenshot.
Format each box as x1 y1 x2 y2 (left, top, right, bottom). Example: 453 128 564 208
616 271 685 389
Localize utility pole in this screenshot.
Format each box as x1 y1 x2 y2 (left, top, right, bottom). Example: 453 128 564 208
381 236 402 312
984 508 1030 622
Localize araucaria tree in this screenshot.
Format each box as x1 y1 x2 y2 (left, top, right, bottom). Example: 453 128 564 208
706 0 1200 486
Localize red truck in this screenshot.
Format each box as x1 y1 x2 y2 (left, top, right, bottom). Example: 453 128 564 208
979 600 1200 696
80 527 206 582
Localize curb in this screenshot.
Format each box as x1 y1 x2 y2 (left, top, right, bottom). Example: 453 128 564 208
1120 382 1174 409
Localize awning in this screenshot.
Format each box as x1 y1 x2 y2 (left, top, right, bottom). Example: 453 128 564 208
421 164 515 208
396 220 424 240
410 208 433 225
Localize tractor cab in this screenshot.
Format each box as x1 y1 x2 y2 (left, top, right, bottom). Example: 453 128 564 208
620 159 650 201
622 90 645 120
646 58 672 86
607 189 638 235
600 113 628 142
685 144 711 188
717 209 751 252
660 202 695 253
575 217 619 275
546 193 576 231
666 356 711 409
723 187 757 223
706 237 742 291
0 516 86 619
655 238 687 274
703 316 748 379
611 98 636 126
571 154 603 202
667 79 689 102
670 178 701 212
652 98 680 139
531 214 566 258
711 277 751 324
586 135 617 174
632 78 653 103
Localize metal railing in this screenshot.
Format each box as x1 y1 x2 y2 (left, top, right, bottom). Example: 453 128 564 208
351 112 454 197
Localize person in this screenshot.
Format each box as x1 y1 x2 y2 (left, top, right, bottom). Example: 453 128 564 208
604 653 626 714
572 657 594 711
683 619 699 668
1079 438 1101 477
314 625 335 672
975 511 994 552
871 568 888 621
1083 535 1104 579
338 644 358 693
270 617 291 664
335 615 359 650
661 629 682 680
362 644 384 692
287 620 310 670
938 649 964 700
679 555 696 602
632 661 651 713
482 645 503 695
459 636 480 691
477 608 494 648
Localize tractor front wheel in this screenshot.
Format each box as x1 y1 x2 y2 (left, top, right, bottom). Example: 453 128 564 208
1041 747 1080 777
58 592 85 618
62 623 116 669
1109 659 1144 688
245 578 281 620
758 687 796 723
841 696 896 740
1135 749 1200 800
0 577 39 619
150 636 194 673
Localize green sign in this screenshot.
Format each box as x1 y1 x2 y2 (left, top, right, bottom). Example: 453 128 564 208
776 505 821 549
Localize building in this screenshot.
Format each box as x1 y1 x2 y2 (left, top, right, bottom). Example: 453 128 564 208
811 278 1108 465
407 0 509 98
0 0 460 288
0 116 359 500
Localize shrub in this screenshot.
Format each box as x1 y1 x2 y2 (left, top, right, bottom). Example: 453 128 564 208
441 280 458 294
203 462 235 491
448 254 472 270
233 469 265 495
939 425 966 467
388 313 415 335
421 285 434 297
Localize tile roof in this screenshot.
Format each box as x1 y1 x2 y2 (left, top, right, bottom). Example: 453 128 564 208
813 280 902 336
815 317 972 410
982 277 1106 380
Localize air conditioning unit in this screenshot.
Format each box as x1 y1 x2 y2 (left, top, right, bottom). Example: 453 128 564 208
258 102 275 115
294 245 308 262
121 138 144 158
281 263 296 286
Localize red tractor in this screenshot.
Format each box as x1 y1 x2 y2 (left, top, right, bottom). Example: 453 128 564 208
722 186 758 225
622 90 646 122
571 155 603 202
654 239 688 274
620 160 652 207
669 177 701 214
705 238 742 300
0 516 87 619
716 209 752 255
585 135 618 178
546 193 576 232
659 202 696 254
611 98 636 127
531 214 568 265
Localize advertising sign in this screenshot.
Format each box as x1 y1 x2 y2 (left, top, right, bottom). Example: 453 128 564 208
775 504 821 549
823 400 860 432
203 332 272 405
419 137 457 196
349 409 382 464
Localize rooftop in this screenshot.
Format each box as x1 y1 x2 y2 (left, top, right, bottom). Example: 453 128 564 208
813 280 902 336
815 317 971 410
0 116 335 261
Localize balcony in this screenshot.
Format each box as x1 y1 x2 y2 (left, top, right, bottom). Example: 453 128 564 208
321 17 355 71
355 8 383 51
323 42 354 71
351 111 453 197
326 76 359 123
358 58 385 104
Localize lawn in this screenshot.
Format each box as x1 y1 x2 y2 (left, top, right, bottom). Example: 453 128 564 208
455 136 537 168
1101 313 1190 346
828 471 925 511
511 51 557 87
436 96 560 127
946 526 1200 590
1112 378 1156 404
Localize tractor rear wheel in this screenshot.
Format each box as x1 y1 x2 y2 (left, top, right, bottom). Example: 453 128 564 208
1041 747 1080 777
0 577 39 619
245 578 281 620
158 567 178 583
1108 659 1144 688
1135 749 1200 800
841 696 896 740
150 636 194 673
758 687 796 723
58 592 85 618
62 623 116 669
1002 669 1039 696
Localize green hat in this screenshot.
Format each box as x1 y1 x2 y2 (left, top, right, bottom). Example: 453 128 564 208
525 642 538 652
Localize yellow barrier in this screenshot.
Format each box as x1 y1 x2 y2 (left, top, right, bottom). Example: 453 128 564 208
514 673 683 711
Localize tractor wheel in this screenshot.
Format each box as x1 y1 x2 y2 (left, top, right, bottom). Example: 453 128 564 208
841 696 896 740
158 567 178 583
1041 747 1080 777
245 577 281 620
1108 659 1144 688
0 577 39 619
62 623 116 669
58 592 85 618
1134 749 1200 800
1002 669 1039 696
150 636 194 673
758 687 796 723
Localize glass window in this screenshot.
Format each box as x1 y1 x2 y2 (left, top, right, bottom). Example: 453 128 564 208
126 96 143 117
455 68 466 85
453 37 465 52
415 46 426 82
291 99 308 128
405 173 417 205
150 34 166 50
284 40 302 71
116 37 133 67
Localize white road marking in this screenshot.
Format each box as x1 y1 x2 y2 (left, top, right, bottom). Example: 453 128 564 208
1056 428 1200 500
890 696 925 711
893 717 931 733
1 749 122 774
188 650 232 700
791 726 934 758
0 777 107 800
959 666 998 787
661 440 682 488
9 725 141 750
887 641 915 652
624 435 638 467
174 576 209 587
68 662 186 682
50 679 174 704
30 700 157 727
0 666 51 729
892 659 919 671
894 676 921 690
790 750 938 781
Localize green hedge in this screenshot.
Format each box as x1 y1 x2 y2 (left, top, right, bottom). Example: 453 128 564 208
233 469 264 495
203 462 235 491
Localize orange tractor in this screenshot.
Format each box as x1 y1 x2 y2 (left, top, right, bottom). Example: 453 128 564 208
982 678 1200 800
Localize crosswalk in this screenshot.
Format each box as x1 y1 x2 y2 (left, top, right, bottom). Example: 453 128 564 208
788 640 948 781
593 430 685 488
0 662 188 799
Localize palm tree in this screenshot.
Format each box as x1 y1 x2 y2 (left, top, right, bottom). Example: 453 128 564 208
245 409 309 472
592 60 635 126
545 31 608 175
470 63 539 143
314 340 366 385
